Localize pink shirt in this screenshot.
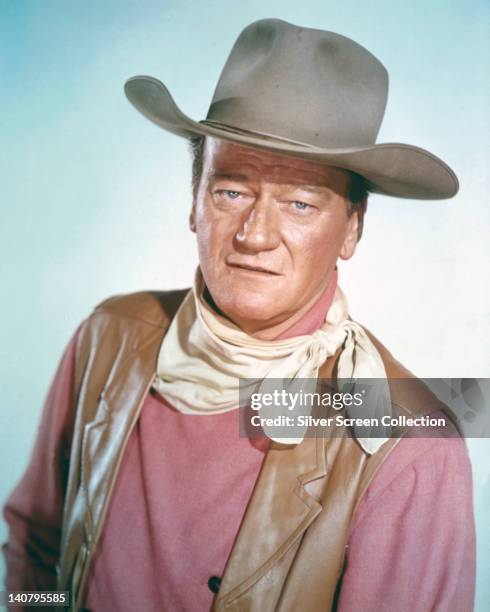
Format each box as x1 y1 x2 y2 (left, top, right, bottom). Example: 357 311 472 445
3 278 476 611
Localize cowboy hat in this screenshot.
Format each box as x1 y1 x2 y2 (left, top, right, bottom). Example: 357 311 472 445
124 18 458 199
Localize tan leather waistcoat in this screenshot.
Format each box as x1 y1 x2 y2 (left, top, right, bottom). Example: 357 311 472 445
57 289 446 611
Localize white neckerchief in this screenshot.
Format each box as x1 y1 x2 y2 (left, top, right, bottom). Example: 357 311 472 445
152 268 391 454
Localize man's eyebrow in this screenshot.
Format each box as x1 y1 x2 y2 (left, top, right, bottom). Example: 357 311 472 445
209 171 250 182
287 183 333 194
209 173 333 193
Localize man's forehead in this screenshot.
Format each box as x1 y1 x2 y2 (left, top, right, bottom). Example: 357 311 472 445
203 137 350 190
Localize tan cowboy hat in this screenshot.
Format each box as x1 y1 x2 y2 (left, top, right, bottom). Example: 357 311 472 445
124 18 458 199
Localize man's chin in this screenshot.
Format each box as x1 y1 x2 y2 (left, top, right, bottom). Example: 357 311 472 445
206 273 293 329
218 297 289 332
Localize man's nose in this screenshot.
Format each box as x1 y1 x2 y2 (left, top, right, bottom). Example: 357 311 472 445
234 197 281 252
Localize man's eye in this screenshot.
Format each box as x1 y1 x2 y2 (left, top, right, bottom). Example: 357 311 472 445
217 190 241 199
292 201 312 211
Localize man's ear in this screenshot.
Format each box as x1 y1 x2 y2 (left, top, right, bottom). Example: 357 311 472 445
339 211 359 260
189 204 196 233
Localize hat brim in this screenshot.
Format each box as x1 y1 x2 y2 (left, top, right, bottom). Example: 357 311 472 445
125 76 458 200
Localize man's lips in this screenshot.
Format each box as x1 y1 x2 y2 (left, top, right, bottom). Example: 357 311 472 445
226 262 282 276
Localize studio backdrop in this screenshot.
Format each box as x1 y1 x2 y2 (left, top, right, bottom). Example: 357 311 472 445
1 1 489 609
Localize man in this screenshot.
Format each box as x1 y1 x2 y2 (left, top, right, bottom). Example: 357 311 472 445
3 18 475 612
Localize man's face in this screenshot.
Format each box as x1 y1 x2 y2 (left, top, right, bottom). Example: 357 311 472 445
190 137 360 333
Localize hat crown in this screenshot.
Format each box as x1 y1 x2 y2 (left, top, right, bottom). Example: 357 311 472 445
207 19 389 148
124 18 458 199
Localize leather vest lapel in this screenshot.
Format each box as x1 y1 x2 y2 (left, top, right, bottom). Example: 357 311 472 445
214 435 326 609
214 354 339 609
80 329 163 543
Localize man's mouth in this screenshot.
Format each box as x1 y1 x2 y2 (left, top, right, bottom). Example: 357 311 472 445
226 262 282 276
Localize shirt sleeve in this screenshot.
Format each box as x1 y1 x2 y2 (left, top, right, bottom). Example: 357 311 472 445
2 324 83 593
336 436 476 612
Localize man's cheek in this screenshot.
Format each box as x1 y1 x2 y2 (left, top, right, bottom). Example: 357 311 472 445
196 213 228 248
210 219 240 248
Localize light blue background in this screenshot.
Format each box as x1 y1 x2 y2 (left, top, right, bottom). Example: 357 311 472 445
1 0 489 608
